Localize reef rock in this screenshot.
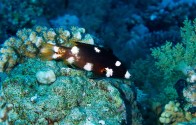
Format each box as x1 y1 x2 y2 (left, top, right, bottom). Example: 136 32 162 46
36 69 56 84
0 58 142 124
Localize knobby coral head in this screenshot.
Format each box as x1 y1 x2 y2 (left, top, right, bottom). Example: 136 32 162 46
0 26 131 79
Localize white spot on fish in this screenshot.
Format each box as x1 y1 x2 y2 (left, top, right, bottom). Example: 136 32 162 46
94 47 101 53
67 57 75 64
83 62 93 71
53 46 59 52
115 61 121 66
71 46 79 55
124 71 131 79
52 53 61 59
105 67 113 77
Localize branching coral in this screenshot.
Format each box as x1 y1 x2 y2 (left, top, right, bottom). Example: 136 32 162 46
152 19 196 124
151 19 196 103
151 18 196 79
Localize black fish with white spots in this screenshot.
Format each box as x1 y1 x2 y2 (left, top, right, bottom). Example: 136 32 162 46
39 42 131 79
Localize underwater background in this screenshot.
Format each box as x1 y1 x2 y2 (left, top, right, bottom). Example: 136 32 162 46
0 0 196 125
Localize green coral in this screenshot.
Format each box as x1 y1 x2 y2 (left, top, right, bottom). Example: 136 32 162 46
151 19 196 101
129 19 196 106
151 42 184 77
151 18 196 78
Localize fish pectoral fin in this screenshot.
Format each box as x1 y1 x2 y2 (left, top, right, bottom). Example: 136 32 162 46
63 59 76 68
67 64 77 69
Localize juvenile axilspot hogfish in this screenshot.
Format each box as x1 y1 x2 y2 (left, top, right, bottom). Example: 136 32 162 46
40 42 131 79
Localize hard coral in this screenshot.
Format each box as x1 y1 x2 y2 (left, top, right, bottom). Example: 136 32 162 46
183 83 196 114
0 58 142 124
159 101 192 124
0 94 13 124
36 69 56 84
0 0 46 41
0 26 94 72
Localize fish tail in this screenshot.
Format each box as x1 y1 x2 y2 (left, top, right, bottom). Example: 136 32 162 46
39 43 64 60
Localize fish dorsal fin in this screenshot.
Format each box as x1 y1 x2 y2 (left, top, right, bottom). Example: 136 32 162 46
75 42 110 51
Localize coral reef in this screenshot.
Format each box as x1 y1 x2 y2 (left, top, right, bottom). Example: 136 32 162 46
0 0 46 41
65 0 196 65
1 0 195 63
0 0 71 42
129 19 196 124
148 19 196 104
159 101 193 125
177 118 196 125
0 58 142 124
1 1 196 124
0 94 13 123
150 19 196 122
36 69 56 84
182 83 196 115
0 26 94 72
151 19 196 80
0 25 142 124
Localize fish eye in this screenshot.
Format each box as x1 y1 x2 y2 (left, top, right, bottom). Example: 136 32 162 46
100 68 106 73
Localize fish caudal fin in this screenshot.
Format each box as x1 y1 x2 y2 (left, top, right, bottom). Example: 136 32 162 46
39 43 62 60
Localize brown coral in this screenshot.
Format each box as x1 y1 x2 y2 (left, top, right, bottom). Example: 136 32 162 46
0 26 94 72
159 101 193 124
